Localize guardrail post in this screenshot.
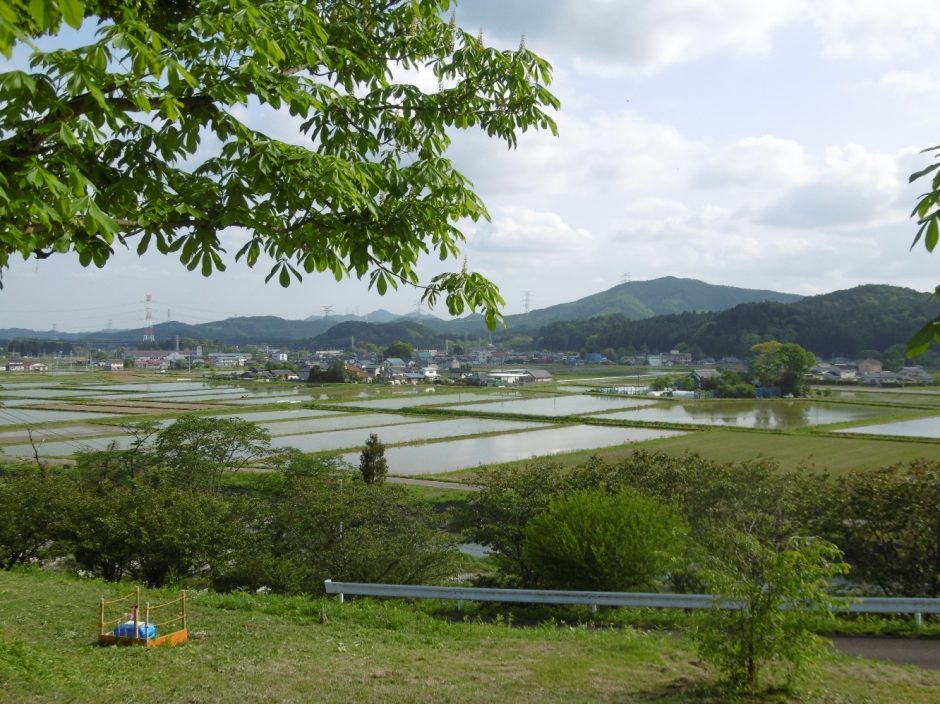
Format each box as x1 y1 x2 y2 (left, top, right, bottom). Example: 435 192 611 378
456 599 463 612
325 579 344 604
914 612 923 628
591 604 597 615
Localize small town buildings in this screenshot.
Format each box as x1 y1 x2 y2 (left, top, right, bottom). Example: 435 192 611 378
471 369 554 386
856 358 883 374
689 368 721 388
208 352 251 368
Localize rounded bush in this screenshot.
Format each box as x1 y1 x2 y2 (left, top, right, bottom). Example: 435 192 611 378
522 488 688 591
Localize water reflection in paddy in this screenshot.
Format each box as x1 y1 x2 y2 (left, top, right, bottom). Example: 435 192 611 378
443 394 654 417
338 425 685 475
225 392 308 404
262 413 428 437
599 401 886 429
1 435 129 456
0 387 110 398
92 388 250 401
0 424 108 443
338 391 519 410
80 382 216 393
272 418 545 452
0 408 116 425
838 416 940 439
209 409 342 423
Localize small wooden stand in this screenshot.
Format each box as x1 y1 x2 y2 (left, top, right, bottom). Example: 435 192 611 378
98 587 189 647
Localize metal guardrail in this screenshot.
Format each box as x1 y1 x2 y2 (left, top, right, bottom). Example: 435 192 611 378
323 580 940 624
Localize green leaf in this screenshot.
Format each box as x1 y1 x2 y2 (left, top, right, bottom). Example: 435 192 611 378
909 162 940 183
58 0 83 28
906 317 940 357
926 217 939 252
29 0 48 29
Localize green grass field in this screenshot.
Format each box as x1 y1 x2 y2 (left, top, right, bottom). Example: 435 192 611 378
424 428 940 483
1 569 938 703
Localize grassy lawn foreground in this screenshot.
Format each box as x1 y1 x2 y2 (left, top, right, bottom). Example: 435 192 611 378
1 570 938 703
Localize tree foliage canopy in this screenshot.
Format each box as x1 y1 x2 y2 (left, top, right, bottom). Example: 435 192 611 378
749 340 815 395
694 534 848 693
522 488 688 592
0 0 558 327
358 432 387 484
909 146 940 354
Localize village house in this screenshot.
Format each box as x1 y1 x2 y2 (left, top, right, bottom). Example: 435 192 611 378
471 369 554 386
689 368 721 388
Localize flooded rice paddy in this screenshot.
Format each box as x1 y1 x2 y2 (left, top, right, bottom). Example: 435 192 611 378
0 376 932 471
336 391 519 410
441 394 654 416
338 425 685 475
597 400 889 429
271 418 546 454
837 416 940 439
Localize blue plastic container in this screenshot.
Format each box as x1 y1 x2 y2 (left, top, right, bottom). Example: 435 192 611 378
113 621 157 639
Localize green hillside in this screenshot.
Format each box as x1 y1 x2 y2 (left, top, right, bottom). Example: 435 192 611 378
307 319 444 349
503 276 802 331
534 284 940 358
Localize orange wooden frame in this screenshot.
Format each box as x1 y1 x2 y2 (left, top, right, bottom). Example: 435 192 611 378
98 587 188 647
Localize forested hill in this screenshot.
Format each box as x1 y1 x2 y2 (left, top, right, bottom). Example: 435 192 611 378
305 319 443 350
500 276 803 331
533 285 940 359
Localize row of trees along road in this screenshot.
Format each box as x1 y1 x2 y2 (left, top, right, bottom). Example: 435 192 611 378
0 416 456 591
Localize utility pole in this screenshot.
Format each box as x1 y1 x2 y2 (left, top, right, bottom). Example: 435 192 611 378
143 294 155 343
322 305 333 319
523 291 533 314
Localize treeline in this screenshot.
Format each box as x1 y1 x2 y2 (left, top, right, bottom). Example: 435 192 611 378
0 416 456 592
6 338 75 356
530 284 940 359
465 450 940 599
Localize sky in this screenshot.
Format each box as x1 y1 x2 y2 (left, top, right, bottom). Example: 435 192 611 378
3 0 940 333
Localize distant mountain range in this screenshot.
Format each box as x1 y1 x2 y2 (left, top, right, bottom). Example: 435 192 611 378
2 278 936 358
501 276 802 331
532 284 940 359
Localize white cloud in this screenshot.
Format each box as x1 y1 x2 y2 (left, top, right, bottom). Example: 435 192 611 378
693 136 813 191
878 70 940 96
468 206 592 256
458 0 804 72
450 109 695 208
760 144 902 228
807 0 940 60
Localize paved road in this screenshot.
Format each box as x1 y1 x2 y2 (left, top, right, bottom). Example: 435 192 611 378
832 636 940 670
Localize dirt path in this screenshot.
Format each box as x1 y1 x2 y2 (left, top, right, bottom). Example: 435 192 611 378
387 476 480 491
832 636 940 670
